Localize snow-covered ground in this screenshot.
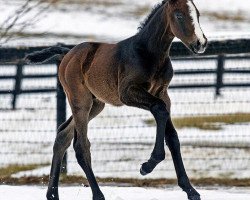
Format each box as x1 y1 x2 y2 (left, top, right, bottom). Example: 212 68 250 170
1 186 250 200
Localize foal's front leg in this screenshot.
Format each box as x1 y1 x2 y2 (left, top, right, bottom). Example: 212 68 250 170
160 91 200 200
165 119 200 200
120 85 169 175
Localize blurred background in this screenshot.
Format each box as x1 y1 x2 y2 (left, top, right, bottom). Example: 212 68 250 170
1 0 250 45
0 0 250 187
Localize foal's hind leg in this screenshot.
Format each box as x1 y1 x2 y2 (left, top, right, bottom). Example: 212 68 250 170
47 117 74 200
69 88 104 200
46 99 105 200
89 98 105 121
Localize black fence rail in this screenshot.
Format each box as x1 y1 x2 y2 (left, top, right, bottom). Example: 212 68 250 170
0 62 58 109
1 39 250 63
172 55 250 95
0 39 250 176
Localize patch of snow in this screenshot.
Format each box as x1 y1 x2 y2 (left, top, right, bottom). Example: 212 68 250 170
0 186 250 200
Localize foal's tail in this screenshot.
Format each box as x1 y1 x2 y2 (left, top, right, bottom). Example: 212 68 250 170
25 45 70 64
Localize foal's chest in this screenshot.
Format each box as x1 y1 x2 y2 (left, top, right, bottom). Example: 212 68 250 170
147 59 174 94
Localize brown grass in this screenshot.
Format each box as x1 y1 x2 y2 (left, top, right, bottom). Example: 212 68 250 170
144 113 250 131
0 30 96 39
0 164 48 178
204 11 247 22
1 164 250 187
126 5 151 18
49 0 123 6
1 175 250 187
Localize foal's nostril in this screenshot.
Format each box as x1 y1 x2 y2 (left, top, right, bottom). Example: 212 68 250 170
190 39 207 54
196 40 201 49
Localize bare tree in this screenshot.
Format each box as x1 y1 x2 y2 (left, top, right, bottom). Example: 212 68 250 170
0 0 58 45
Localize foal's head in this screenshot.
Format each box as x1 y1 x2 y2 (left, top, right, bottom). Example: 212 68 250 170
166 0 207 54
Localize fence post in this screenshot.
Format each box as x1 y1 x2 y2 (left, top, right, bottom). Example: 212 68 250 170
215 55 225 96
12 61 24 109
56 61 67 174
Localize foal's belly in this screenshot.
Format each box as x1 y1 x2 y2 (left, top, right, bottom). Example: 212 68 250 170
84 44 123 106
85 74 123 106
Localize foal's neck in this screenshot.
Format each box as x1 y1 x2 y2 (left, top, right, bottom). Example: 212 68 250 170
136 5 174 64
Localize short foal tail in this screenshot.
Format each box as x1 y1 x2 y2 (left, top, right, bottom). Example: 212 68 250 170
25 46 70 64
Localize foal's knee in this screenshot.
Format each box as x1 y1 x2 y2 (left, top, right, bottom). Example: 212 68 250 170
53 141 62 154
53 128 73 154
178 176 192 190
150 101 169 120
53 118 74 154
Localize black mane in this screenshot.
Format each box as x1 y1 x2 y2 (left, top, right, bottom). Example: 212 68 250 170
138 0 167 31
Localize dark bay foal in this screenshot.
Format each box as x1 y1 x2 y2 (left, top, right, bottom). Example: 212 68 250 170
26 0 207 199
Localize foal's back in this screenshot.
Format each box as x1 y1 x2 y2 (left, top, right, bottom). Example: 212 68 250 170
59 42 123 106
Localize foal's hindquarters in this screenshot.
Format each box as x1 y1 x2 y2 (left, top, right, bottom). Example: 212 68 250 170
47 42 123 200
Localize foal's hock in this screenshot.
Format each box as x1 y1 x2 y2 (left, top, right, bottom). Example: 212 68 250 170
26 0 207 200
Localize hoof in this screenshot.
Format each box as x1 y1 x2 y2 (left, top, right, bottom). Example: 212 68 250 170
186 187 201 200
140 155 165 176
93 195 105 200
47 188 59 200
93 193 105 200
188 195 201 200
140 162 155 176
46 193 59 200
140 165 149 176
187 190 200 200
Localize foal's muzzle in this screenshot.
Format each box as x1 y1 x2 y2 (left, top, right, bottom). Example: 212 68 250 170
190 39 208 54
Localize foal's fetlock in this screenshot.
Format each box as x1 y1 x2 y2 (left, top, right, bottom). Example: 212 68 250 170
140 154 165 176
46 187 59 200
187 190 200 200
178 181 200 200
188 194 201 200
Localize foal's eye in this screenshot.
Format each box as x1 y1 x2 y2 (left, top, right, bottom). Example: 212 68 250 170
175 13 183 20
